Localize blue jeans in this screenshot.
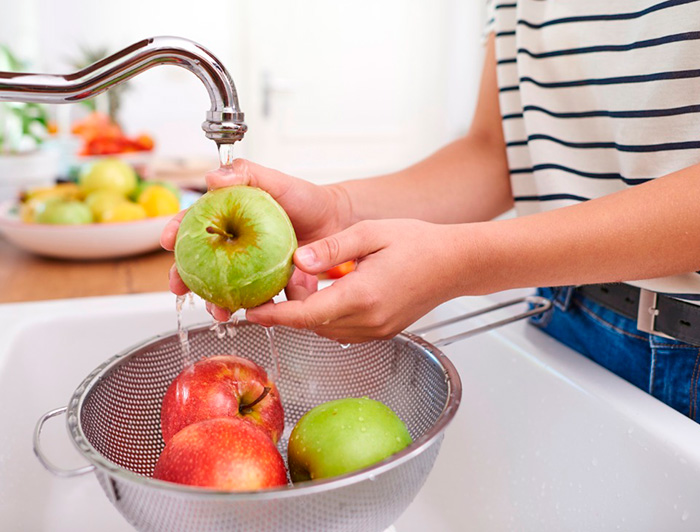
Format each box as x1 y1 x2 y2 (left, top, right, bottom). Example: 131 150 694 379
531 287 700 422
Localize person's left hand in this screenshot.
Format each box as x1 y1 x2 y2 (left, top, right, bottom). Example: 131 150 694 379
245 219 469 343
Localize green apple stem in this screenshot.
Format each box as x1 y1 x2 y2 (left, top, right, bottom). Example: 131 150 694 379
206 226 236 240
240 386 271 413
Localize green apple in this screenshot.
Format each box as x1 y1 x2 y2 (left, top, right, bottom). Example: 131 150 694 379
287 397 412 482
36 200 93 225
79 158 137 196
174 185 297 312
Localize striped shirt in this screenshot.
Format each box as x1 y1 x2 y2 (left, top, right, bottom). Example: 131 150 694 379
485 0 700 297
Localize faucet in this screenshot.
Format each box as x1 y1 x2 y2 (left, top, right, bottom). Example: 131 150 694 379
0 36 247 145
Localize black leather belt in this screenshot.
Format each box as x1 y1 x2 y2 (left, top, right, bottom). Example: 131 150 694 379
576 284 700 346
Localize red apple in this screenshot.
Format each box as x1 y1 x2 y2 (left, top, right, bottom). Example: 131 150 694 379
153 417 288 491
160 354 284 445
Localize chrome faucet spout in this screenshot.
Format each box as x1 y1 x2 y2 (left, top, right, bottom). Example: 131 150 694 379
0 36 246 144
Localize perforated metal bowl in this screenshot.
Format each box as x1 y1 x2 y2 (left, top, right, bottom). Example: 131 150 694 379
34 296 549 532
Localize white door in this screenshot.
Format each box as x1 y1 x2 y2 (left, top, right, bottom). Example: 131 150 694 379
234 0 482 184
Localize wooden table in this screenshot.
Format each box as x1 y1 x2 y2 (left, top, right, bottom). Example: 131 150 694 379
0 236 176 303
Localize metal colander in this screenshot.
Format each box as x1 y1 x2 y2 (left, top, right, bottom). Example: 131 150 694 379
34 296 550 532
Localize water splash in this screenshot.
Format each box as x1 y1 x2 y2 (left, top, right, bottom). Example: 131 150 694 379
210 320 227 340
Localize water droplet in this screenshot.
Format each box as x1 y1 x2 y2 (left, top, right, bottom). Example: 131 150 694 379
361 427 367 432
340 343 350 349
175 295 190 357
396 437 402 443
226 319 238 338
358 417 364 422
591 458 598 467
368 474 377 481
682 510 690 521
264 326 281 383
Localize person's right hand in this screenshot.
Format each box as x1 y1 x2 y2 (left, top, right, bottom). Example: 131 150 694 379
160 158 354 319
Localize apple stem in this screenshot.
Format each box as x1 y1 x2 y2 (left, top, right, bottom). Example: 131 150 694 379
206 226 235 239
240 386 271 413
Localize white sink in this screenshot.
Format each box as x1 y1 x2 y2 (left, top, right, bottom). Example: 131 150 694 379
1 290 700 531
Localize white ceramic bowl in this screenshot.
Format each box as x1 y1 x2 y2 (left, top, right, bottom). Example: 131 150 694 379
0 150 61 203
0 190 199 260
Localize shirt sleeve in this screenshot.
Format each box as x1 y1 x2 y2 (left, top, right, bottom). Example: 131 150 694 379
483 0 497 42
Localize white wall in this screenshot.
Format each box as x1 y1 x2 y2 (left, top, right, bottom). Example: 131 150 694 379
0 0 484 171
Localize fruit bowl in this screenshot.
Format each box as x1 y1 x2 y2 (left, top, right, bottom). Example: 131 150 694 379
0 190 199 260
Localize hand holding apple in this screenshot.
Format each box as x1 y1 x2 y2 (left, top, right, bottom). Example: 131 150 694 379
153 417 288 491
287 397 412 483
161 159 355 320
245 218 468 343
160 354 284 445
174 185 297 313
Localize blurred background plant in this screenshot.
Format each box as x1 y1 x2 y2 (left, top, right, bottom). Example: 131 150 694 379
69 44 130 127
0 44 49 155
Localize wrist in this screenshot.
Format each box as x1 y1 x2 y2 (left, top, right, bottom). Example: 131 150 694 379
449 221 520 297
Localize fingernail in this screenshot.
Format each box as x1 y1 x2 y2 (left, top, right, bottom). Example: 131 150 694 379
296 247 318 268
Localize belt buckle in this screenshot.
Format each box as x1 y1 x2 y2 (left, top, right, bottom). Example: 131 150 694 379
636 288 674 339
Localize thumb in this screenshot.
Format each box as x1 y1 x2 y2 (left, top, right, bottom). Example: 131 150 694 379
294 222 379 275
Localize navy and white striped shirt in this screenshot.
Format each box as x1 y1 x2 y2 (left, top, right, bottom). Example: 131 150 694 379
485 0 700 296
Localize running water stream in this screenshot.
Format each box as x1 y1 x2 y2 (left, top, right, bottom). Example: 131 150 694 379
175 294 191 358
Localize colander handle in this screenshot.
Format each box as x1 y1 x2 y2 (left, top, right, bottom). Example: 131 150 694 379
33 406 96 478
411 295 551 347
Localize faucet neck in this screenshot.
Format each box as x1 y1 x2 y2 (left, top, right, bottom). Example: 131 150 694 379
0 36 246 144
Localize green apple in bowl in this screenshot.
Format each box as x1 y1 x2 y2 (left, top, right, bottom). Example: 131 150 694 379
287 397 413 483
174 185 297 313
35 200 93 225
79 158 138 197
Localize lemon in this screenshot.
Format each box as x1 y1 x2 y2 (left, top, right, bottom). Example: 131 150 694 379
137 184 180 217
80 158 138 196
101 201 148 223
84 190 126 222
131 180 180 202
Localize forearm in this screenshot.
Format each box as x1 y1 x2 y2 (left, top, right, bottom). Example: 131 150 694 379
336 133 512 225
459 164 700 295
